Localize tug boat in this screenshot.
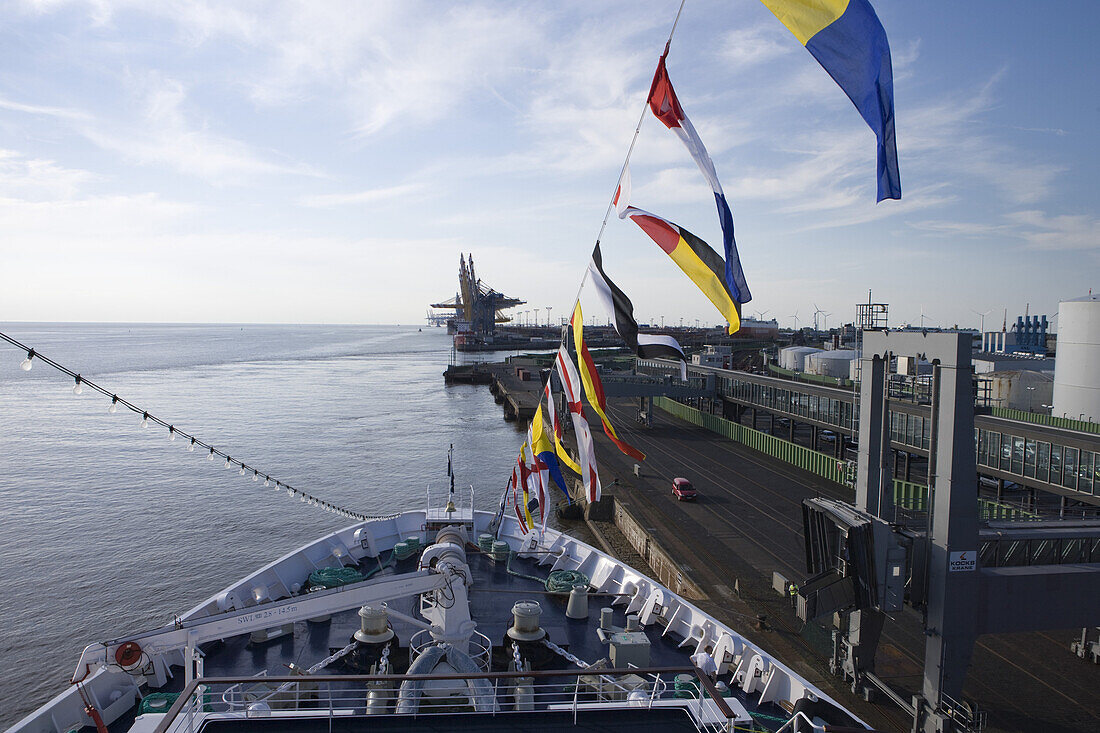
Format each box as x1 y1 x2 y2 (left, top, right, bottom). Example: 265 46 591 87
8 500 865 733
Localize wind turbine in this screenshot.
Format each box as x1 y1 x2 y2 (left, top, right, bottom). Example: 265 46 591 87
813 304 826 331
821 311 832 331
753 309 770 321
971 309 992 334
790 310 800 329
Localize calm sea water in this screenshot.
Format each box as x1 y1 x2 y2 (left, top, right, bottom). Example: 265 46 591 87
0 323 527 726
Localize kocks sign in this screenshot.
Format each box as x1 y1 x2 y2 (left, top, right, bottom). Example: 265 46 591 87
949 551 977 572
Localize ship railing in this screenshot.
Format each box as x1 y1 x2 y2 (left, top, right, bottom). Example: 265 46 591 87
151 666 750 733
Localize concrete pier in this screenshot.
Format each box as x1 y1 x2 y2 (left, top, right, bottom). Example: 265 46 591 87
486 362 542 422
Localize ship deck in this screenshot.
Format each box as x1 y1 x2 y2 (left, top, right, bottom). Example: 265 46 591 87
110 549 787 733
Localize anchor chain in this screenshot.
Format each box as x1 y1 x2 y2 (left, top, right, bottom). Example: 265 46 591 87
306 640 359 674
541 638 591 668
270 640 360 698
377 641 392 674
543 638 629 691
511 641 526 672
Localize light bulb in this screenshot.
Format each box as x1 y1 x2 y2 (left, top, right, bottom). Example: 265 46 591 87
224 458 232 469
208 449 215 461
188 438 195 452
140 413 149 428
263 478 269 487
238 466 246 476
72 377 82 396
108 397 118 414
300 495 307 502
169 429 176 441
252 471 259 482
20 358 32 371
286 488 294 496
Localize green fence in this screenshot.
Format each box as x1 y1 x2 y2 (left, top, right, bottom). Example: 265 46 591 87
893 479 1041 519
989 407 1099 435
893 479 928 510
654 396 849 484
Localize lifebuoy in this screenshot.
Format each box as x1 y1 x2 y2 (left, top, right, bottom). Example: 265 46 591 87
115 641 143 668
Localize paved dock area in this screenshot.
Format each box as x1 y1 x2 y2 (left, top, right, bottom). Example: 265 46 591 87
584 397 1100 733
486 362 543 421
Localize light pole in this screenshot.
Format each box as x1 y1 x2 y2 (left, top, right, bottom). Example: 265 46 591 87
546 306 552 330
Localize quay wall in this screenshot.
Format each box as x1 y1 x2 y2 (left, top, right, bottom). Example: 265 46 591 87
570 478 706 601
611 498 707 600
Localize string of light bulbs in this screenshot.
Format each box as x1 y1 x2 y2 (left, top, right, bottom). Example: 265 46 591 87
0 330 397 522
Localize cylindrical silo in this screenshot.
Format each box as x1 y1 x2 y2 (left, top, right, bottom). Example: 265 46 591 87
1052 294 1100 422
780 346 821 371
806 350 857 377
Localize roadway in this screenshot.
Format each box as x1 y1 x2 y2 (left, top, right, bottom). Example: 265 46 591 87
588 397 1100 733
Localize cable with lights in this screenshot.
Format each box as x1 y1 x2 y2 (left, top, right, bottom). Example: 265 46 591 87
2 330 397 522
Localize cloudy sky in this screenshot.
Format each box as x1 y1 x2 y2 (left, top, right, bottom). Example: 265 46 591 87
1 0 1096 330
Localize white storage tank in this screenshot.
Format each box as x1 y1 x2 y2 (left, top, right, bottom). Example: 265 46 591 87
805 350 858 378
1052 294 1100 422
779 346 821 371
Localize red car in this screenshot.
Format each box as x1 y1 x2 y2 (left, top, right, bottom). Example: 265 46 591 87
672 477 697 501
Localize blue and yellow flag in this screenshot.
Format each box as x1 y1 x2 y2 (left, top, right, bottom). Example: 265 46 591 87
760 0 900 201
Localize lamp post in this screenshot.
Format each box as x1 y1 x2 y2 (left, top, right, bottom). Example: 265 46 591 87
546 306 552 330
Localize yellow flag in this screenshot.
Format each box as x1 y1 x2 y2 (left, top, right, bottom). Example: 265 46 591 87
572 303 645 461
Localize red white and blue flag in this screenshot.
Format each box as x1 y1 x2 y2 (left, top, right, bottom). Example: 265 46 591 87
648 51 751 308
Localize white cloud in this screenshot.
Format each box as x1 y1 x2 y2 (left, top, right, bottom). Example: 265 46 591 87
1007 210 1099 252
298 183 423 209
77 72 320 184
0 191 198 241
718 24 792 70
908 219 1011 238
0 149 96 200
0 95 89 120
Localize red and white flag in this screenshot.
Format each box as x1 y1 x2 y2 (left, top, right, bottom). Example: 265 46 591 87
554 346 602 503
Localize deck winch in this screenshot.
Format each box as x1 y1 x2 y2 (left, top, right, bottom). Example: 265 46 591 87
346 604 401 673
504 600 556 669
354 605 394 644
506 601 545 642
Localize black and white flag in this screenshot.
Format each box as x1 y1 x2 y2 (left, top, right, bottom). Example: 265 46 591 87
587 243 687 378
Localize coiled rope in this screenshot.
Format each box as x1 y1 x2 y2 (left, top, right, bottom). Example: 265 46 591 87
505 551 590 593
